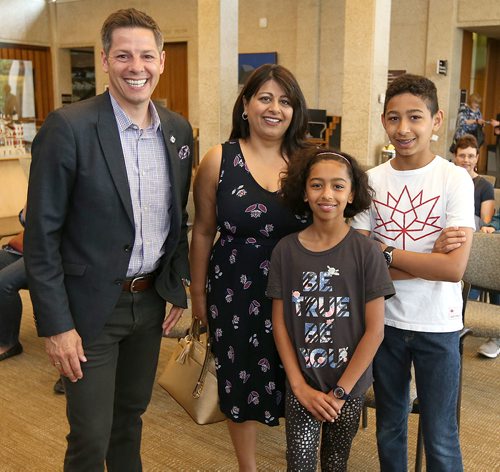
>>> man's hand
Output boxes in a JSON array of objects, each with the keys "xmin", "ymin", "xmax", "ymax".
[
  {"xmin": 480, "ymin": 226, "xmax": 496, "ymax": 234},
  {"xmin": 46, "ymin": 329, "xmax": 86, "ymax": 382},
  {"xmin": 162, "ymin": 305, "xmax": 184, "ymax": 336},
  {"xmin": 432, "ymin": 227, "xmax": 467, "ymax": 254}
]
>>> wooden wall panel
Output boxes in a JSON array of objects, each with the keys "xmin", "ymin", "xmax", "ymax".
[
  {"xmin": 0, "ymin": 43, "xmax": 54, "ymax": 125},
  {"xmin": 152, "ymin": 42, "xmax": 188, "ymax": 119}
]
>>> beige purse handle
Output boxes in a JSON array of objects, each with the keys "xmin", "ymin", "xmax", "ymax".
[{"xmin": 189, "ymin": 318, "xmax": 213, "ymax": 399}]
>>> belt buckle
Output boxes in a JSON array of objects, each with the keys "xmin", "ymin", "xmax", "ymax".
[{"xmin": 129, "ymin": 275, "xmax": 146, "ymax": 293}]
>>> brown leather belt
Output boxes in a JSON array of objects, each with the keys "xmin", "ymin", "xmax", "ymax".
[{"xmin": 122, "ymin": 273, "xmax": 156, "ymax": 293}]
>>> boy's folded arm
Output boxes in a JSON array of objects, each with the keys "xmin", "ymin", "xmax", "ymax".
[
  {"xmin": 390, "ymin": 227, "xmax": 473, "ymax": 282},
  {"xmin": 355, "ymin": 229, "xmax": 414, "ymax": 279},
  {"xmin": 389, "ymin": 267, "xmax": 414, "ymax": 280}
]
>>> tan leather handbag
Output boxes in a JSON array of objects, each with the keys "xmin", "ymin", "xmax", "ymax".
[{"xmin": 158, "ymin": 319, "xmax": 225, "ymax": 425}]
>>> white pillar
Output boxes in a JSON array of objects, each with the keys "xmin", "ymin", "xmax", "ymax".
[
  {"xmin": 198, "ymin": 0, "xmax": 239, "ymax": 159},
  {"xmin": 341, "ymin": 0, "xmax": 391, "ymax": 166},
  {"xmin": 295, "ymin": 0, "xmax": 321, "ymax": 107}
]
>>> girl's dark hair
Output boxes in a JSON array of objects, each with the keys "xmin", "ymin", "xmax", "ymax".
[
  {"xmin": 280, "ymin": 146, "xmax": 373, "ymax": 219},
  {"xmin": 230, "ymin": 64, "xmax": 309, "ymax": 159}
]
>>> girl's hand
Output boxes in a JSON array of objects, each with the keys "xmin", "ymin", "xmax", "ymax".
[
  {"xmin": 293, "ymin": 383, "xmax": 341, "ymax": 422},
  {"xmin": 480, "ymin": 226, "xmax": 496, "ymax": 234}
]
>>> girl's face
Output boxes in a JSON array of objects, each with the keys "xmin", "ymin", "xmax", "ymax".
[
  {"xmin": 304, "ymin": 159, "xmax": 354, "ymax": 222},
  {"xmin": 454, "ymin": 146, "xmax": 478, "ymax": 177}
]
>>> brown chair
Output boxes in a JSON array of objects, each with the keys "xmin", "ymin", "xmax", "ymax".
[
  {"xmin": 494, "ymin": 188, "xmax": 500, "ymax": 210},
  {"xmin": 479, "ymin": 174, "xmax": 496, "ymax": 187},
  {"xmin": 462, "ymin": 232, "xmax": 500, "ymax": 341}
]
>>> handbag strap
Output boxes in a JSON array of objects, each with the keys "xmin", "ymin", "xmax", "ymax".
[{"xmin": 191, "ymin": 319, "xmax": 213, "ymax": 399}]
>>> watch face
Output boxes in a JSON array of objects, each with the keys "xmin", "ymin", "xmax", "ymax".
[
  {"xmin": 383, "ymin": 247, "xmax": 394, "ymax": 266},
  {"xmin": 333, "ymin": 387, "xmax": 345, "ymax": 399},
  {"xmin": 384, "ymin": 251, "xmax": 392, "ymax": 265}
]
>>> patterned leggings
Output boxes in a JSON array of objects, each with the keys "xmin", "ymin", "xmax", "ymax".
[{"xmin": 285, "ymin": 389, "xmax": 364, "ymax": 472}]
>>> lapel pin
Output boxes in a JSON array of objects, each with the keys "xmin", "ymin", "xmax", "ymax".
[{"xmin": 170, "ymin": 135, "xmax": 176, "ymax": 143}]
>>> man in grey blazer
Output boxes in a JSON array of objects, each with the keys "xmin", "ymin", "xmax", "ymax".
[{"xmin": 24, "ymin": 9, "xmax": 192, "ymax": 471}]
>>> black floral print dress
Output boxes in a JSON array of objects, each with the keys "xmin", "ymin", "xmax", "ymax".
[{"xmin": 207, "ymin": 140, "xmax": 308, "ymax": 425}]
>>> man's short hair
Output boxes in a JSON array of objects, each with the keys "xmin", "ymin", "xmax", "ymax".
[
  {"xmin": 384, "ymin": 74, "xmax": 439, "ymax": 116},
  {"xmin": 101, "ymin": 8, "xmax": 163, "ymax": 56}
]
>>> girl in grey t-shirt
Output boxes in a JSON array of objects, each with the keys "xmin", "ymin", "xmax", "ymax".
[{"xmin": 267, "ymin": 148, "xmax": 394, "ymax": 471}]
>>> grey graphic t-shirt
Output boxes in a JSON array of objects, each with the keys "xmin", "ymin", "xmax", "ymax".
[{"xmin": 267, "ymin": 228, "xmax": 394, "ymax": 396}]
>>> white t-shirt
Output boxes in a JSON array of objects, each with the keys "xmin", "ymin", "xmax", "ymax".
[{"xmin": 351, "ymin": 156, "xmax": 475, "ymax": 332}]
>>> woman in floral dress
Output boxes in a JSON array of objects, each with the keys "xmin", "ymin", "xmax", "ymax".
[{"xmin": 190, "ymin": 64, "xmax": 310, "ymax": 471}]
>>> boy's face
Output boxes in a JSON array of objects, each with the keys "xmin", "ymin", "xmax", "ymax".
[{"xmin": 381, "ymin": 93, "xmax": 443, "ymax": 163}]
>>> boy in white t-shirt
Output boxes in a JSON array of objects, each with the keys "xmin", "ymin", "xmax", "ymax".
[{"xmin": 351, "ymin": 74, "xmax": 475, "ymax": 471}]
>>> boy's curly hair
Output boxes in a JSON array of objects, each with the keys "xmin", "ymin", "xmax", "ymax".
[
  {"xmin": 280, "ymin": 146, "xmax": 373, "ymax": 219},
  {"xmin": 384, "ymin": 74, "xmax": 439, "ymax": 116}
]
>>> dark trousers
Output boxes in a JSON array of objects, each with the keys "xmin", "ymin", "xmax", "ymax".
[
  {"xmin": 62, "ymin": 288, "xmax": 166, "ymax": 472},
  {"xmin": 0, "ymin": 249, "xmax": 26, "ymax": 347},
  {"xmin": 374, "ymin": 326, "xmax": 463, "ymax": 472}
]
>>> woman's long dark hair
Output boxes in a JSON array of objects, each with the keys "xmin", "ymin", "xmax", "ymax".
[{"xmin": 230, "ymin": 64, "xmax": 309, "ymax": 160}]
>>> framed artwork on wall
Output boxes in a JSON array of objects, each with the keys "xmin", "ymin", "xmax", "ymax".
[
  {"xmin": 238, "ymin": 52, "xmax": 277, "ymax": 86},
  {"xmin": 0, "ymin": 59, "xmax": 36, "ymax": 147}
]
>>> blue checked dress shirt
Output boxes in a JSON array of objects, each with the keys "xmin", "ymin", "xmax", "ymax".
[{"xmin": 110, "ymin": 94, "xmax": 171, "ymax": 277}]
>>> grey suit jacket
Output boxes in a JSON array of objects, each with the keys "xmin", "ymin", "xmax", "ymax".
[{"xmin": 24, "ymin": 92, "xmax": 193, "ymax": 343}]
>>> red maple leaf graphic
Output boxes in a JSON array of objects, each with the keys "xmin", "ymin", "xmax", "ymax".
[{"xmin": 372, "ymin": 186, "xmax": 442, "ymax": 249}]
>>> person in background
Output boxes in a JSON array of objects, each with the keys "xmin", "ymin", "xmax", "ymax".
[
  {"xmin": 3, "ymin": 84, "xmax": 19, "ymax": 119},
  {"xmin": 450, "ymin": 92, "xmax": 499, "ymax": 153},
  {"xmin": 189, "ymin": 64, "xmax": 310, "ymax": 471},
  {"xmin": 24, "ymin": 8, "xmax": 192, "ymax": 471},
  {"xmin": 0, "ymin": 207, "xmax": 26, "ymax": 361},
  {"xmin": 351, "ymin": 74, "xmax": 475, "ymax": 471},
  {"xmin": 452, "ymin": 133, "xmax": 495, "ymax": 231},
  {"xmin": 267, "ymin": 148, "xmax": 394, "ymax": 471},
  {"xmin": 0, "ymin": 206, "xmax": 64, "ymax": 392}
]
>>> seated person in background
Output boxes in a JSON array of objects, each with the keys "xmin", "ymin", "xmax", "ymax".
[
  {"xmin": 0, "ymin": 207, "xmax": 27, "ymax": 361},
  {"xmin": 0, "ymin": 206, "xmax": 64, "ymax": 392},
  {"xmin": 452, "ymin": 134, "xmax": 495, "ymax": 231},
  {"xmin": 452, "ymin": 135, "xmax": 499, "ymax": 359}
]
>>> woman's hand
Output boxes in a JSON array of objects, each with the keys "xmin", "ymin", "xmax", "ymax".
[{"xmin": 190, "ymin": 292, "xmax": 208, "ymax": 326}]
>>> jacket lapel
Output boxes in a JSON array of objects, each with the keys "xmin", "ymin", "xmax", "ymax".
[
  {"xmin": 161, "ymin": 119, "xmax": 181, "ymax": 229},
  {"xmin": 96, "ymin": 93, "xmax": 135, "ymax": 225}
]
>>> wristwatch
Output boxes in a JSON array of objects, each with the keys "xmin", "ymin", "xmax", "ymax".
[
  {"xmin": 333, "ymin": 385, "xmax": 351, "ymax": 401},
  {"xmin": 383, "ymin": 246, "xmax": 395, "ymax": 267}
]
